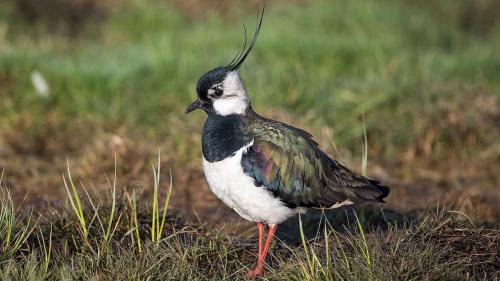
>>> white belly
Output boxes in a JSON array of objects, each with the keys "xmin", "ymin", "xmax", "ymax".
[{"xmin": 202, "ymin": 141, "xmax": 298, "ymax": 224}]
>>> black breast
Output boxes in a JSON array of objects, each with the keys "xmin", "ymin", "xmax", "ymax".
[{"xmin": 202, "ymin": 114, "xmax": 253, "ymax": 162}]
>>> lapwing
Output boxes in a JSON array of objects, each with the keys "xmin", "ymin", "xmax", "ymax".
[{"xmin": 185, "ymin": 9, "xmax": 389, "ymax": 277}]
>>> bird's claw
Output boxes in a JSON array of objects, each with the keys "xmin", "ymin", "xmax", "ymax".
[{"xmin": 247, "ymin": 267, "xmax": 263, "ymax": 278}]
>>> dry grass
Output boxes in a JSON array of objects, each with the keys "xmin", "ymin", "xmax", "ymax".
[{"xmin": 1, "ymin": 183, "xmax": 498, "ymax": 280}]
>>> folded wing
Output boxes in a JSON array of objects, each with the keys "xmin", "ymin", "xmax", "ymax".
[{"xmin": 241, "ymin": 118, "xmax": 389, "ymax": 208}]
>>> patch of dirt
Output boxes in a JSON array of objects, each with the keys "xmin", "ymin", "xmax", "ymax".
[
  {"xmin": 2, "ymin": 126, "xmax": 499, "ymax": 229},
  {"xmin": 1, "ymin": 94, "xmax": 499, "ymax": 227}
]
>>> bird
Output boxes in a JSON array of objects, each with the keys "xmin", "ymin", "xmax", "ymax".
[{"xmin": 185, "ymin": 9, "xmax": 389, "ymax": 278}]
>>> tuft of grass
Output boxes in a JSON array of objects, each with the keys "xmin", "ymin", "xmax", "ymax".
[
  {"xmin": 36, "ymin": 225, "xmax": 52, "ymax": 277},
  {"xmin": 62, "ymin": 159, "xmax": 88, "ymax": 240},
  {"xmin": 296, "ymin": 211, "xmax": 376, "ymax": 281},
  {"xmin": 0, "ymin": 187, "xmax": 37, "ymax": 260},
  {"xmin": 297, "ymin": 214, "xmax": 333, "ymax": 280},
  {"xmin": 150, "ymin": 151, "xmax": 173, "ymax": 245},
  {"xmin": 103, "ymin": 155, "xmax": 121, "ymax": 244},
  {"xmin": 352, "ymin": 212, "xmax": 372, "ymax": 267},
  {"xmin": 62, "ymin": 157, "xmax": 124, "ymax": 252},
  {"xmin": 125, "ymin": 188, "xmax": 143, "ymax": 253}
]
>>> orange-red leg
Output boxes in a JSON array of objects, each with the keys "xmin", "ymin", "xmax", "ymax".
[
  {"xmin": 247, "ymin": 224, "xmax": 278, "ymax": 278},
  {"xmin": 257, "ymin": 222, "xmax": 264, "ymax": 258}
]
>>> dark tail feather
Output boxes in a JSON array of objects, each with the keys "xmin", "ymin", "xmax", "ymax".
[
  {"xmin": 322, "ymin": 154, "xmax": 390, "ymax": 205},
  {"xmin": 369, "ymin": 179, "xmax": 390, "ymax": 202},
  {"xmin": 352, "ymin": 179, "xmax": 390, "ymax": 203}
]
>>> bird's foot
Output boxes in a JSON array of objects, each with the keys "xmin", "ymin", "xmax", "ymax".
[{"xmin": 246, "ymin": 267, "xmax": 264, "ymax": 278}]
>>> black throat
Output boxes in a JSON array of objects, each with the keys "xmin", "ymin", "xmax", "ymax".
[{"xmin": 202, "ymin": 114, "xmax": 252, "ymax": 162}]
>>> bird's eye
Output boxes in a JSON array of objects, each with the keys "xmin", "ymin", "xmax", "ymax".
[
  {"xmin": 208, "ymin": 84, "xmax": 223, "ymax": 98},
  {"xmin": 213, "ymin": 88, "xmax": 223, "ymax": 96}
]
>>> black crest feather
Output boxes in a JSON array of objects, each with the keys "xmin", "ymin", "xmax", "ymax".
[{"xmin": 226, "ymin": 7, "xmax": 265, "ymax": 71}]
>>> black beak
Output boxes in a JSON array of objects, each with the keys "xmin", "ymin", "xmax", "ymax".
[{"xmin": 185, "ymin": 99, "xmax": 202, "ymax": 114}]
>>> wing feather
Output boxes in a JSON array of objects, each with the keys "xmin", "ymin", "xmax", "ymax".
[{"xmin": 242, "ymin": 116, "xmax": 389, "ymax": 208}]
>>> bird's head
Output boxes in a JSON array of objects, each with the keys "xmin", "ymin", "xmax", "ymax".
[{"xmin": 185, "ymin": 9, "xmax": 264, "ymax": 116}]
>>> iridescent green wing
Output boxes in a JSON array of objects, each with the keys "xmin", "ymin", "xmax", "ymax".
[{"xmin": 242, "ymin": 117, "xmax": 389, "ymax": 207}]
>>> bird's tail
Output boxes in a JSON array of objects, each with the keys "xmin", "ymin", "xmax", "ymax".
[
  {"xmin": 322, "ymin": 155, "xmax": 390, "ymax": 204},
  {"xmin": 365, "ymin": 179, "xmax": 390, "ymax": 203}
]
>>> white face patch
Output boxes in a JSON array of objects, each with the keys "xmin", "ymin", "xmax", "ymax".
[
  {"xmin": 212, "ymin": 71, "xmax": 250, "ymax": 116},
  {"xmin": 212, "ymin": 98, "xmax": 248, "ymax": 116}
]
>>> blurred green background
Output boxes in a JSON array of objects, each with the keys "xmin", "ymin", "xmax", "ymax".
[{"xmin": 0, "ymin": 0, "xmax": 499, "ymax": 221}]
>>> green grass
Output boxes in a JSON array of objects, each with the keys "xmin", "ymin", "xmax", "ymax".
[
  {"xmin": 1, "ymin": 0, "xmax": 498, "ymax": 161},
  {"xmin": 0, "ymin": 183, "xmax": 36, "ymax": 260}
]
